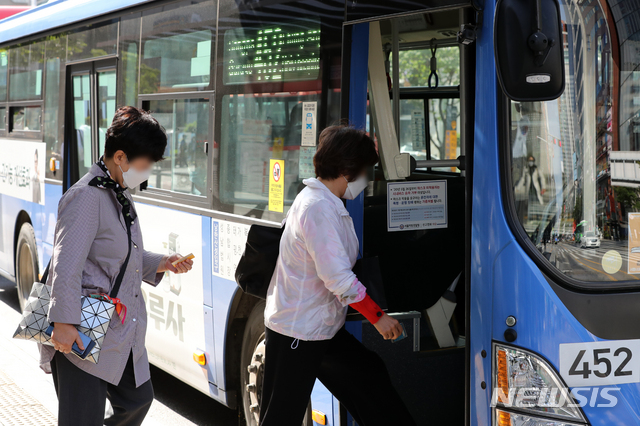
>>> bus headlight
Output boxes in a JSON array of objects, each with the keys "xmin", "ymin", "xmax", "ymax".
[
  {"xmin": 493, "ymin": 343, "xmax": 587, "ymax": 424},
  {"xmin": 495, "ymin": 408, "xmax": 585, "ymax": 426}
]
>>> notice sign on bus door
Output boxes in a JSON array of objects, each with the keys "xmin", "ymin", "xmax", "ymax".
[
  {"xmin": 269, "ymin": 159, "xmax": 285, "ymax": 212},
  {"xmin": 387, "ymin": 180, "xmax": 447, "ymax": 232}
]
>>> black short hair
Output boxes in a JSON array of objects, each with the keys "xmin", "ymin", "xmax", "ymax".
[
  {"xmin": 104, "ymin": 106, "xmax": 167, "ymax": 162},
  {"xmin": 313, "ymin": 125, "xmax": 379, "ymax": 180}
]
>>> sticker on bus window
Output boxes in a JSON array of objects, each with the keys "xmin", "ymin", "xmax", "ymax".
[
  {"xmin": 559, "ymin": 340, "xmax": 640, "ymax": 387},
  {"xmin": 301, "ymin": 102, "xmax": 317, "ymax": 147},
  {"xmin": 269, "ymin": 159, "xmax": 285, "ymax": 213}
]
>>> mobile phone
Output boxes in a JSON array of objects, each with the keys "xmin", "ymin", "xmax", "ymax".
[
  {"xmin": 392, "ymin": 323, "xmax": 408, "ymax": 343},
  {"xmin": 171, "ymin": 253, "xmax": 195, "ymax": 266},
  {"xmin": 45, "ymin": 324, "xmax": 96, "ymax": 359}
]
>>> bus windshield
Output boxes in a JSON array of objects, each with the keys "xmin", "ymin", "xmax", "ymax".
[{"xmin": 508, "ymin": 0, "xmax": 640, "ymax": 285}]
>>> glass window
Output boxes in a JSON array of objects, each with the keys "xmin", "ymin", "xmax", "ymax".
[
  {"xmin": 97, "ymin": 69, "xmax": 116, "ymax": 155},
  {"xmin": 395, "ymin": 46, "xmax": 460, "ymax": 87},
  {"xmin": 71, "ymin": 74, "xmax": 92, "ymax": 176},
  {"xmin": 0, "ymin": 107, "xmax": 6, "ymax": 130},
  {"xmin": 10, "ymin": 106, "xmax": 41, "ymax": 132},
  {"xmin": 145, "ymin": 98, "xmax": 209, "ymax": 195},
  {"xmin": 44, "ymin": 36, "xmax": 65, "ymax": 180},
  {"xmin": 119, "ymin": 14, "xmax": 140, "ymax": 109},
  {"xmin": 428, "ymin": 97, "xmax": 459, "ymax": 172},
  {"xmin": 9, "ymin": 41, "xmax": 44, "ymax": 101},
  {"xmin": 140, "ymin": 0, "xmax": 216, "ymax": 93},
  {"xmin": 396, "ymin": 98, "xmax": 460, "ymax": 169},
  {"xmin": 507, "ymin": 0, "xmax": 637, "ymax": 285},
  {"xmin": 0, "ymin": 48, "xmax": 7, "ymax": 101},
  {"xmin": 214, "ymin": 0, "xmax": 343, "ymax": 221},
  {"xmin": 67, "ymin": 21, "xmax": 118, "ymax": 62},
  {"xmin": 219, "ymin": 92, "xmax": 320, "ymax": 209}
]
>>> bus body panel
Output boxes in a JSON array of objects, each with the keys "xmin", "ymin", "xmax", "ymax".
[
  {"xmin": 0, "ymin": 179, "xmax": 58, "ymax": 281},
  {"xmin": 493, "ymin": 243, "xmax": 640, "ymax": 425},
  {"xmin": 134, "ymin": 203, "xmax": 213, "ymax": 396},
  {"xmin": 469, "ymin": 0, "xmax": 509, "ymax": 422}
]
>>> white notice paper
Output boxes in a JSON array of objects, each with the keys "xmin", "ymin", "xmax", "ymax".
[
  {"xmin": 301, "ymin": 101, "xmax": 317, "ymax": 146},
  {"xmin": 387, "ymin": 180, "xmax": 447, "ymax": 232}
]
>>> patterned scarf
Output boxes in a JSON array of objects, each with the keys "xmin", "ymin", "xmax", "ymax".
[
  {"xmin": 88, "ymin": 156, "xmax": 133, "ymax": 228},
  {"xmin": 87, "ymin": 156, "xmax": 130, "ymax": 323}
]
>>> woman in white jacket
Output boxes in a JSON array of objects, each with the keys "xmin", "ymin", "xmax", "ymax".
[{"xmin": 260, "ymin": 125, "xmax": 416, "ymax": 426}]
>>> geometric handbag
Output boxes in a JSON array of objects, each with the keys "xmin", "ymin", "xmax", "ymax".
[
  {"xmin": 13, "ymin": 198, "xmax": 132, "ymax": 364},
  {"xmin": 12, "ymin": 281, "xmax": 116, "ymax": 364}
]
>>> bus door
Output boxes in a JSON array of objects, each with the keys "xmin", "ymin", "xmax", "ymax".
[
  {"xmin": 341, "ymin": 8, "xmax": 476, "ymax": 425},
  {"xmin": 64, "ymin": 59, "xmax": 116, "ymax": 190}
]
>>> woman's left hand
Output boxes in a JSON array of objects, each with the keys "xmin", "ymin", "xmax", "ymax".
[{"xmin": 164, "ymin": 253, "xmax": 194, "ymax": 274}]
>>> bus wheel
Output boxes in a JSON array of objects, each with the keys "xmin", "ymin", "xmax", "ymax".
[
  {"xmin": 16, "ymin": 222, "xmax": 38, "ymax": 312},
  {"xmin": 240, "ymin": 301, "xmax": 312, "ymax": 426}
]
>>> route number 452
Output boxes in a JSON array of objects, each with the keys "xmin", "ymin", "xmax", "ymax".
[{"xmin": 560, "ymin": 340, "xmax": 640, "ymax": 387}]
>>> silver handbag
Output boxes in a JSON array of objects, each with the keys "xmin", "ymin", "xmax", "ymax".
[
  {"xmin": 13, "ymin": 214, "xmax": 131, "ymax": 364},
  {"xmin": 12, "ymin": 280, "xmax": 117, "ymax": 364}
]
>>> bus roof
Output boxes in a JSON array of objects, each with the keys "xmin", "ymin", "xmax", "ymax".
[{"xmin": 0, "ymin": 0, "xmax": 153, "ymax": 46}]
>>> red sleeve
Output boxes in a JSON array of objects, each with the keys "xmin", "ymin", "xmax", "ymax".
[{"xmin": 351, "ymin": 294, "xmax": 384, "ymax": 324}]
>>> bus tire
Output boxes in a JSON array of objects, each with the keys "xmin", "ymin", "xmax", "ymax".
[
  {"xmin": 16, "ymin": 222, "xmax": 38, "ymax": 312},
  {"xmin": 240, "ymin": 301, "xmax": 312, "ymax": 426}
]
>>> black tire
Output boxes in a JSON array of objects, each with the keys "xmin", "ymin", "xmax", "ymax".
[
  {"xmin": 16, "ymin": 222, "xmax": 38, "ymax": 312},
  {"xmin": 240, "ymin": 301, "xmax": 312, "ymax": 426}
]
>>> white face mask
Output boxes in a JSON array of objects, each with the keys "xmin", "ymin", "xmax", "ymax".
[
  {"xmin": 119, "ymin": 158, "xmax": 151, "ymax": 188},
  {"xmin": 342, "ymin": 175, "xmax": 368, "ymax": 200}
]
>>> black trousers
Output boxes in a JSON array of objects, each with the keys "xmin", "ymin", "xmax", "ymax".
[
  {"xmin": 50, "ymin": 350, "xmax": 154, "ymax": 426},
  {"xmin": 259, "ymin": 326, "xmax": 417, "ymax": 426}
]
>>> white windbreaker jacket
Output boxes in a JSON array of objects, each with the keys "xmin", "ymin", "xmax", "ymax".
[{"xmin": 264, "ymin": 178, "xmax": 367, "ymax": 340}]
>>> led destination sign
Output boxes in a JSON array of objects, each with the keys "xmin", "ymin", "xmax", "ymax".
[{"xmin": 224, "ymin": 24, "xmax": 321, "ymax": 84}]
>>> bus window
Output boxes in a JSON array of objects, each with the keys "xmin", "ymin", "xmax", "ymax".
[
  {"xmin": 66, "ymin": 20, "xmax": 117, "ymax": 62},
  {"xmin": 145, "ymin": 98, "xmax": 209, "ymax": 196},
  {"xmin": 214, "ymin": 2, "xmax": 342, "ymax": 221},
  {"xmin": 96, "ymin": 69, "xmax": 116, "ymax": 156},
  {"xmin": 119, "ymin": 13, "xmax": 140, "ymax": 110},
  {"xmin": 219, "ymin": 93, "xmax": 319, "ymax": 212},
  {"xmin": 388, "ymin": 42, "xmax": 460, "ymax": 171},
  {"xmin": 9, "ymin": 41, "xmax": 43, "ymax": 101},
  {"xmin": 10, "ymin": 106, "xmax": 41, "ymax": 132},
  {"xmin": 44, "ymin": 36, "xmax": 65, "ymax": 181},
  {"xmin": 140, "ymin": 0, "xmax": 216, "ymax": 94},
  {"xmin": 0, "ymin": 49, "xmax": 6, "ymax": 102},
  {"xmin": 70, "ymin": 73, "xmax": 92, "ymax": 177},
  {"xmin": 507, "ymin": 0, "xmax": 625, "ymax": 285}
]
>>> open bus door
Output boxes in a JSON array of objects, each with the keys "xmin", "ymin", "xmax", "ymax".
[{"xmin": 339, "ymin": 7, "xmax": 476, "ymax": 425}]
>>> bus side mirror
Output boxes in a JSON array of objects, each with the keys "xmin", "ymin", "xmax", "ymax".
[{"xmin": 494, "ymin": 0, "xmax": 565, "ymax": 101}]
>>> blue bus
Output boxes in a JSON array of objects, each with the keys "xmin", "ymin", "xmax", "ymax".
[{"xmin": 1, "ymin": 0, "xmax": 639, "ymax": 424}]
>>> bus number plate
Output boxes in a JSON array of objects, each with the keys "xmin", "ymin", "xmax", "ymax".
[{"xmin": 560, "ymin": 340, "xmax": 640, "ymax": 387}]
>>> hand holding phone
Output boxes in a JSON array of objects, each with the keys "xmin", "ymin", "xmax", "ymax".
[
  {"xmin": 165, "ymin": 253, "xmax": 194, "ymax": 274},
  {"xmin": 45, "ymin": 324, "xmax": 96, "ymax": 360},
  {"xmin": 392, "ymin": 323, "xmax": 408, "ymax": 343},
  {"xmin": 171, "ymin": 253, "xmax": 195, "ymax": 266}
]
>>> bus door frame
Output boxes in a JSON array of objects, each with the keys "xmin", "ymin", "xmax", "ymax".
[
  {"xmin": 340, "ymin": 7, "xmax": 476, "ymax": 425},
  {"xmin": 63, "ymin": 58, "xmax": 117, "ymax": 191}
]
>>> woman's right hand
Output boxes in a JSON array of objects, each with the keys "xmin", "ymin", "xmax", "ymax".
[
  {"xmin": 51, "ymin": 322, "xmax": 85, "ymax": 354},
  {"xmin": 373, "ymin": 313, "xmax": 403, "ymax": 340}
]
